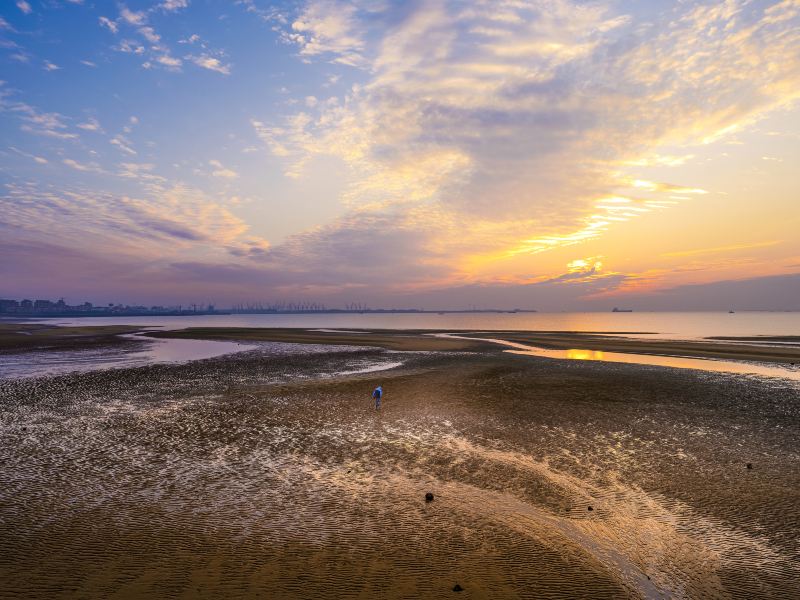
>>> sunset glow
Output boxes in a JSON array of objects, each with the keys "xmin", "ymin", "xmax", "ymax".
[{"xmin": 2, "ymin": 0, "xmax": 799, "ymax": 309}]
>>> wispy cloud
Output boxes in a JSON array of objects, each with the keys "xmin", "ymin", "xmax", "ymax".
[
  {"xmin": 99, "ymin": 16, "xmax": 119, "ymax": 34},
  {"xmin": 110, "ymin": 135, "xmax": 136, "ymax": 155},
  {"xmin": 1, "ymin": 91, "xmax": 78, "ymax": 140},
  {"xmin": 8, "ymin": 145, "xmax": 48, "ymax": 164},
  {"xmin": 77, "ymin": 117, "xmax": 103, "ymax": 132},
  {"xmin": 661, "ymin": 241, "xmax": 782, "ymax": 259},
  {"xmin": 120, "ymin": 7, "xmax": 147, "ymax": 26},
  {"xmin": 62, "ymin": 158, "xmax": 102, "ymax": 172},
  {"xmin": 285, "ymin": 0, "xmax": 367, "ymax": 66},
  {"xmin": 159, "ymin": 0, "xmax": 190, "ymax": 12},
  {"xmin": 99, "ymin": 3, "xmax": 229, "ymax": 75},
  {"xmin": 209, "ymin": 159, "xmax": 238, "ymax": 178}
]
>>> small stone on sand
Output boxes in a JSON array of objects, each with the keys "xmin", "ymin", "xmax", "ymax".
[
  {"xmin": 587, "ymin": 506, "xmax": 593, "ymax": 511},
  {"xmin": 746, "ymin": 463, "xmax": 753, "ymax": 469},
  {"xmin": 425, "ymin": 492, "xmax": 434, "ymax": 502},
  {"xmin": 452, "ymin": 584, "xmax": 463, "ymax": 592}
]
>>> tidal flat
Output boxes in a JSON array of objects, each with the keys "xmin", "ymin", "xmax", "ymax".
[{"xmin": 0, "ymin": 337, "xmax": 798, "ymax": 599}]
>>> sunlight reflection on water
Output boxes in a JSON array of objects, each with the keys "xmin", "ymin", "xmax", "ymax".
[{"xmin": 505, "ymin": 345, "xmax": 800, "ymax": 381}]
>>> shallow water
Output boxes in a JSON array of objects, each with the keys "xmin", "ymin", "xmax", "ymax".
[
  {"xmin": 0, "ymin": 334, "xmax": 405, "ymax": 381},
  {"xmin": 435, "ymin": 334, "xmax": 800, "ymax": 382},
  {"xmin": 0, "ymin": 334, "xmax": 257, "ymax": 379}
]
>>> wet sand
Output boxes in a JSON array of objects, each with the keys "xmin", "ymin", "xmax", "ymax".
[
  {"xmin": 0, "ymin": 341, "xmax": 798, "ymax": 599},
  {"xmin": 0, "ymin": 324, "xmax": 142, "ymax": 354},
  {"xmin": 149, "ymin": 327, "xmax": 800, "ymax": 363},
  {"xmin": 146, "ymin": 327, "xmax": 492, "ymax": 352},
  {"xmin": 456, "ymin": 331, "xmax": 800, "ymax": 364}
]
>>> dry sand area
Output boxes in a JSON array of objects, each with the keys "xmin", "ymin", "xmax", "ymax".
[{"xmin": 0, "ymin": 333, "xmax": 799, "ymax": 598}]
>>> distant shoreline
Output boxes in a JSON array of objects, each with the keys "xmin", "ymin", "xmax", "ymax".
[{"xmin": 0, "ymin": 308, "xmax": 539, "ymax": 318}]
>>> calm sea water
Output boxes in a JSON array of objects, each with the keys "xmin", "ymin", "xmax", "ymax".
[{"xmin": 27, "ymin": 311, "xmax": 800, "ymax": 340}]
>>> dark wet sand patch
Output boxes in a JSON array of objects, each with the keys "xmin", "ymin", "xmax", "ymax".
[
  {"xmin": 146, "ymin": 327, "xmax": 493, "ymax": 352},
  {"xmin": 0, "ymin": 324, "xmax": 143, "ymax": 355}
]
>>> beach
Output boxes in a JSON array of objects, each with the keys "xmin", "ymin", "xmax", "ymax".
[{"xmin": 0, "ymin": 328, "xmax": 798, "ymax": 598}]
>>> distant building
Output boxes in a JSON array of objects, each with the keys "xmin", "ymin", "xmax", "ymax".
[
  {"xmin": 0, "ymin": 299, "xmax": 19, "ymax": 312},
  {"xmin": 21, "ymin": 299, "xmax": 33, "ymax": 309},
  {"xmin": 34, "ymin": 299, "xmax": 54, "ymax": 310}
]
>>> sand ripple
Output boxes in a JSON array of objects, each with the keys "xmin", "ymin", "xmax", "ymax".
[{"xmin": 0, "ymin": 350, "xmax": 798, "ymax": 598}]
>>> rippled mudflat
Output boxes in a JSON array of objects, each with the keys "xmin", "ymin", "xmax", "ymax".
[{"xmin": 0, "ymin": 346, "xmax": 798, "ymax": 598}]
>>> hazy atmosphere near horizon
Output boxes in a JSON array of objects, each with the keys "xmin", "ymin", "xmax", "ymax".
[{"xmin": 2, "ymin": 0, "xmax": 799, "ymax": 309}]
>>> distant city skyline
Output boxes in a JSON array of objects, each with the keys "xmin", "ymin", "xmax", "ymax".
[{"xmin": 1, "ymin": 1, "xmax": 799, "ymax": 311}]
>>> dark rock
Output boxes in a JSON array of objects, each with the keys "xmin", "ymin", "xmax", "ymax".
[
  {"xmin": 425, "ymin": 492, "xmax": 434, "ymax": 503},
  {"xmin": 22, "ymin": 427, "xmax": 27, "ymax": 431},
  {"xmin": 746, "ymin": 463, "xmax": 753, "ymax": 469},
  {"xmin": 452, "ymin": 584, "xmax": 463, "ymax": 592},
  {"xmin": 587, "ymin": 506, "xmax": 593, "ymax": 511}
]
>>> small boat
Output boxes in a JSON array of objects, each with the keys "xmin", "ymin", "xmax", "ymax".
[
  {"xmin": 612, "ymin": 307, "xmax": 633, "ymax": 313},
  {"xmin": 729, "ymin": 310, "xmax": 735, "ymax": 313}
]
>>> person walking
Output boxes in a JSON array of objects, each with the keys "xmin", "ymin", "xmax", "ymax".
[{"xmin": 372, "ymin": 385, "xmax": 383, "ymax": 410}]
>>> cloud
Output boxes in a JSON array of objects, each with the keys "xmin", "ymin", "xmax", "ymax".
[
  {"xmin": 16, "ymin": 1, "xmax": 32, "ymax": 15},
  {"xmin": 209, "ymin": 159, "xmax": 238, "ymax": 178},
  {"xmin": 155, "ymin": 54, "xmax": 182, "ymax": 69},
  {"xmin": 1, "ymin": 94, "xmax": 78, "ymax": 140},
  {"xmin": 62, "ymin": 158, "xmax": 102, "ymax": 172},
  {"xmin": 99, "ymin": 16, "xmax": 119, "ymax": 34},
  {"xmin": 4, "ymin": 1, "xmax": 800, "ymax": 305},
  {"xmin": 139, "ymin": 26, "xmax": 160, "ymax": 43},
  {"xmin": 101, "ymin": 4, "xmax": 203, "ymax": 73},
  {"xmin": 0, "ymin": 180, "xmax": 256, "ymax": 263},
  {"xmin": 189, "ymin": 55, "xmax": 231, "ymax": 75},
  {"xmin": 110, "ymin": 136, "xmax": 136, "ymax": 155},
  {"xmin": 77, "ymin": 117, "xmax": 103, "ymax": 132},
  {"xmin": 285, "ymin": 0, "xmax": 367, "ymax": 66},
  {"xmin": 43, "ymin": 61, "xmax": 61, "ymax": 72},
  {"xmin": 661, "ymin": 241, "xmax": 782, "ymax": 259},
  {"xmin": 537, "ymin": 257, "xmax": 607, "ymax": 285},
  {"xmin": 8, "ymin": 145, "xmax": 48, "ymax": 164},
  {"xmin": 251, "ymin": 0, "xmax": 800, "ymax": 292},
  {"xmin": 120, "ymin": 7, "xmax": 147, "ymax": 26},
  {"xmin": 612, "ymin": 272, "xmax": 800, "ymax": 311},
  {"xmin": 159, "ymin": 0, "xmax": 190, "ymax": 12}
]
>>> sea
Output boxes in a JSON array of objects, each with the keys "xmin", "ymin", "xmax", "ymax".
[{"xmin": 19, "ymin": 310, "xmax": 800, "ymax": 340}]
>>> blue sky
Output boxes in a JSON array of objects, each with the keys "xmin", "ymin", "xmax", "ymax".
[{"xmin": 1, "ymin": 1, "xmax": 799, "ymax": 309}]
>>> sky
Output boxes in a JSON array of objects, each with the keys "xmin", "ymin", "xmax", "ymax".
[{"xmin": 1, "ymin": 0, "xmax": 799, "ymax": 310}]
